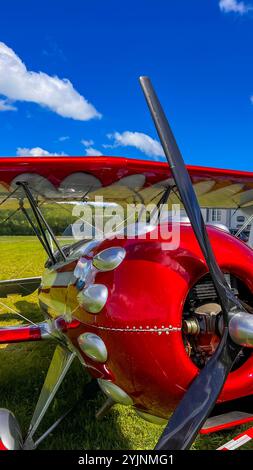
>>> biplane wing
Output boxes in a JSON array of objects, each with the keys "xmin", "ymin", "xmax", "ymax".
[
  {"xmin": 0, "ymin": 156, "xmax": 253, "ymax": 209},
  {"xmin": 0, "ymin": 277, "xmax": 41, "ymax": 298}
]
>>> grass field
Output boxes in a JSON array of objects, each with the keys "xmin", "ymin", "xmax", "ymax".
[{"xmin": 0, "ymin": 236, "xmax": 252, "ymax": 450}]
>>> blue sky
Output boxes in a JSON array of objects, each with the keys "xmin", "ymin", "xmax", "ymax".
[{"xmin": 0, "ymin": 0, "xmax": 253, "ymax": 170}]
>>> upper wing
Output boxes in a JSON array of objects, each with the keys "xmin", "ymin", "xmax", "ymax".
[{"xmin": 1, "ymin": 156, "xmax": 253, "ymax": 209}]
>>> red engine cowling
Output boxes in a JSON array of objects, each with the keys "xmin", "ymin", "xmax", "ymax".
[{"xmin": 40, "ymin": 223, "xmax": 253, "ymax": 420}]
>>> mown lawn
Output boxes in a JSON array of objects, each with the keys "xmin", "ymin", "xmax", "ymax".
[{"xmin": 0, "ymin": 236, "xmax": 252, "ymax": 450}]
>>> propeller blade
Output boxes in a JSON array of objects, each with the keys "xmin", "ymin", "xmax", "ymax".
[
  {"xmin": 139, "ymin": 76, "xmax": 245, "ymax": 322},
  {"xmin": 139, "ymin": 76, "xmax": 244, "ymax": 449},
  {"xmin": 155, "ymin": 332, "xmax": 239, "ymax": 449}
]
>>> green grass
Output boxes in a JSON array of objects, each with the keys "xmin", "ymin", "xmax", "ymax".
[{"xmin": 0, "ymin": 236, "xmax": 252, "ymax": 450}]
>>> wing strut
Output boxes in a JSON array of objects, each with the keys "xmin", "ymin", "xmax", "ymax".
[{"xmin": 16, "ymin": 181, "xmax": 66, "ymax": 264}]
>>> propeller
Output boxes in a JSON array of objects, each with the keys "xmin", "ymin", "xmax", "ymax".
[{"xmin": 139, "ymin": 76, "xmax": 248, "ymax": 450}]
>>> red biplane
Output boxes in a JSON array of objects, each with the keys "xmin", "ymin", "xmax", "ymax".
[{"xmin": 0, "ymin": 77, "xmax": 253, "ymax": 450}]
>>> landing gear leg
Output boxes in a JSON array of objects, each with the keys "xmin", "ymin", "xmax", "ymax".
[{"xmin": 23, "ymin": 345, "xmax": 75, "ymax": 449}]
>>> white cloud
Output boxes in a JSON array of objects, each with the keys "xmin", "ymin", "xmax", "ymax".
[
  {"xmin": 0, "ymin": 98, "xmax": 17, "ymax": 111},
  {"xmin": 84, "ymin": 146, "xmax": 103, "ymax": 156},
  {"xmin": 0, "ymin": 42, "xmax": 102, "ymax": 120},
  {"xmin": 219, "ymin": 0, "xmax": 251, "ymax": 14},
  {"xmin": 81, "ymin": 139, "xmax": 94, "ymax": 147},
  {"xmin": 16, "ymin": 147, "xmax": 68, "ymax": 157},
  {"xmin": 106, "ymin": 131, "xmax": 164, "ymax": 159},
  {"xmin": 81, "ymin": 139, "xmax": 102, "ymax": 156},
  {"xmin": 58, "ymin": 136, "xmax": 69, "ymax": 142}
]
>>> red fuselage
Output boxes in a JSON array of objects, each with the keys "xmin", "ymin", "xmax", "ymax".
[{"xmin": 38, "ymin": 223, "xmax": 253, "ymax": 419}]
